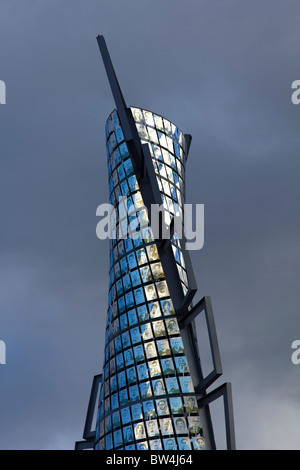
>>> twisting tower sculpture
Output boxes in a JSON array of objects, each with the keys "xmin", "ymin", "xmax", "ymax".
[{"xmin": 75, "ymin": 36, "xmax": 235, "ymax": 451}]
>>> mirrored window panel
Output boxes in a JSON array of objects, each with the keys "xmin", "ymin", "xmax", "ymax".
[
  {"xmin": 150, "ymin": 439, "xmax": 162, "ymax": 450},
  {"xmin": 131, "ymin": 403, "xmax": 143, "ymax": 421},
  {"xmin": 143, "ymin": 400, "xmax": 156, "ymax": 419},
  {"xmin": 169, "ymin": 396, "xmax": 183, "ymax": 415},
  {"xmin": 134, "ymin": 422, "xmax": 147, "ymax": 441},
  {"xmin": 123, "ymin": 425, "xmax": 134, "ymax": 444},
  {"xmin": 156, "ymin": 398, "xmax": 169, "ymax": 416},
  {"xmin": 163, "ymin": 437, "xmax": 177, "ymax": 450}
]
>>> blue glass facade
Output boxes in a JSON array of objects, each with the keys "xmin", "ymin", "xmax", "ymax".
[{"xmin": 94, "ymin": 107, "xmax": 206, "ymax": 451}]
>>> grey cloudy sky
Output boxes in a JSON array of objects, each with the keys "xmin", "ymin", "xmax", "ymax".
[{"xmin": 0, "ymin": 0, "xmax": 299, "ymax": 450}]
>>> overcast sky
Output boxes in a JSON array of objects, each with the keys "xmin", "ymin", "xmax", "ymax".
[{"xmin": 0, "ymin": 0, "xmax": 299, "ymax": 450}]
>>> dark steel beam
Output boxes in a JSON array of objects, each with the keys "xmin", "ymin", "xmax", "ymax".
[
  {"xmin": 83, "ymin": 374, "xmax": 102, "ymax": 441},
  {"xmin": 96, "ymin": 35, "xmax": 143, "ymax": 177},
  {"xmin": 184, "ymin": 133, "xmax": 192, "ymax": 158},
  {"xmin": 180, "ymin": 296, "xmax": 223, "ymax": 392},
  {"xmin": 197, "ymin": 382, "xmax": 236, "ymax": 450}
]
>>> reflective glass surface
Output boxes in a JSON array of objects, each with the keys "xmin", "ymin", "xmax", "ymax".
[{"xmin": 95, "ymin": 107, "xmax": 205, "ymax": 450}]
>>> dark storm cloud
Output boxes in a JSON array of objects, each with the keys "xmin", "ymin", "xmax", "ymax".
[{"xmin": 0, "ymin": 0, "xmax": 299, "ymax": 449}]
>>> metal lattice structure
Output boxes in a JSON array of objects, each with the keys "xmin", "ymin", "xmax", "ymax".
[{"xmin": 75, "ymin": 36, "xmax": 235, "ymax": 451}]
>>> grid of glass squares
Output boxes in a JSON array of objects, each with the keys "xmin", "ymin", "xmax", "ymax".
[{"xmin": 95, "ymin": 108, "xmax": 205, "ymax": 450}]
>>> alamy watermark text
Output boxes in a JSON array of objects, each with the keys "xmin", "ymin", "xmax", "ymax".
[
  {"xmin": 0, "ymin": 340, "xmax": 6, "ymax": 365},
  {"xmin": 291, "ymin": 80, "xmax": 300, "ymax": 105},
  {"xmin": 291, "ymin": 340, "xmax": 300, "ymax": 365},
  {"xmin": 0, "ymin": 80, "xmax": 6, "ymax": 104},
  {"xmin": 96, "ymin": 199, "xmax": 204, "ymax": 250}
]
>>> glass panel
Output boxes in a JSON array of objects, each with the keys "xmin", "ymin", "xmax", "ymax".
[
  {"xmin": 137, "ymin": 441, "xmax": 148, "ymax": 450},
  {"xmin": 105, "ymin": 433, "xmax": 113, "ymax": 449},
  {"xmin": 128, "ymin": 308, "xmax": 138, "ymax": 326},
  {"xmin": 148, "ymin": 359, "xmax": 161, "ymax": 377},
  {"xmin": 165, "ymin": 377, "xmax": 180, "ymax": 394},
  {"xmin": 128, "ymin": 175, "xmax": 139, "ymax": 193},
  {"xmin": 158, "ymin": 132, "xmax": 167, "ymax": 148},
  {"xmin": 110, "ymin": 375, "xmax": 117, "ymax": 392},
  {"xmin": 160, "ymin": 418, "xmax": 174, "ymax": 436},
  {"xmin": 145, "ymin": 283, "xmax": 157, "ymax": 301},
  {"xmin": 114, "ymin": 429, "xmax": 123, "ymax": 446},
  {"xmin": 143, "ymin": 110, "xmax": 155, "ymax": 127},
  {"xmin": 127, "ymin": 252, "xmax": 137, "ymax": 269},
  {"xmin": 129, "ymin": 384, "xmax": 140, "ymax": 401},
  {"xmin": 153, "ymin": 320, "xmax": 166, "ymax": 338},
  {"xmin": 130, "ymin": 326, "xmax": 141, "ymax": 344},
  {"xmin": 122, "ymin": 273, "xmax": 131, "ymax": 292},
  {"xmin": 136, "ymin": 123, "xmax": 149, "ymax": 140},
  {"xmin": 137, "ymin": 363, "xmax": 148, "ymax": 380},
  {"xmin": 152, "ymin": 378, "xmax": 166, "ymax": 396},
  {"xmin": 122, "ymin": 331, "xmax": 130, "ymax": 348},
  {"xmin": 132, "ymin": 191, "xmax": 144, "ymax": 209},
  {"xmin": 134, "ymin": 344, "xmax": 145, "ymax": 362},
  {"xmin": 146, "ymin": 244, "xmax": 159, "ymax": 261},
  {"xmin": 120, "ymin": 180, "xmax": 130, "ymax": 196},
  {"xmin": 162, "ymin": 148, "xmax": 171, "ymax": 166},
  {"xmin": 151, "ymin": 262, "xmax": 164, "ymax": 280},
  {"xmin": 140, "ymin": 266, "xmax": 152, "ymax": 282},
  {"xmin": 163, "ymin": 118, "xmax": 172, "ymax": 136},
  {"xmin": 134, "ymin": 422, "xmax": 146, "ymax": 440},
  {"xmin": 173, "ymin": 417, "xmax": 188, "ymax": 434},
  {"xmin": 123, "ymin": 425, "xmax": 134, "ymax": 443},
  {"xmin": 131, "ymin": 107, "xmax": 144, "ymax": 123},
  {"xmin": 112, "ymin": 411, "xmax": 121, "ymax": 429},
  {"xmin": 119, "ymin": 388, "xmax": 129, "ymax": 406},
  {"xmin": 148, "ymin": 126, "xmax": 158, "ymax": 143},
  {"xmin": 123, "ymin": 158, "xmax": 134, "ymax": 176},
  {"xmin": 169, "ymin": 397, "xmax": 183, "ymax": 414},
  {"xmin": 123, "ymin": 349, "xmax": 134, "ymax": 366},
  {"xmin": 150, "ymin": 439, "xmax": 162, "ymax": 450},
  {"xmin": 179, "ymin": 376, "xmax": 194, "ymax": 393},
  {"xmin": 156, "ymin": 280, "xmax": 169, "ymax": 298},
  {"xmin": 166, "ymin": 135, "xmax": 174, "ymax": 153},
  {"xmin": 188, "ymin": 416, "xmax": 202, "ymax": 435},
  {"xmin": 165, "ymin": 317, "xmax": 179, "ymax": 335},
  {"xmin": 115, "ymin": 125, "xmax": 124, "ymax": 143},
  {"xmin": 141, "ymin": 322, "xmax": 153, "ymax": 340},
  {"xmin": 119, "ymin": 142, "xmax": 129, "ymax": 159},
  {"xmin": 116, "ymin": 352, "xmax": 124, "ymax": 371},
  {"xmin": 133, "ymin": 287, "xmax": 145, "ymax": 305},
  {"xmin": 161, "ymin": 357, "xmax": 175, "ymax": 375},
  {"xmin": 140, "ymin": 381, "xmax": 152, "ymax": 399},
  {"xmin": 131, "ymin": 403, "xmax": 143, "ymax": 421},
  {"xmin": 111, "ymin": 393, "xmax": 119, "ymax": 410},
  {"xmin": 163, "ymin": 438, "xmax": 177, "ymax": 450},
  {"xmin": 170, "ymin": 337, "xmax": 184, "ymax": 354},
  {"xmin": 117, "ymin": 371, "xmax": 126, "ymax": 389},
  {"xmin": 120, "ymin": 313, "xmax": 128, "ymax": 331},
  {"xmin": 126, "ymin": 366, "xmax": 137, "ymax": 385},
  {"xmin": 157, "ymin": 338, "xmax": 171, "ymax": 356},
  {"xmin": 178, "ymin": 437, "xmax": 191, "ymax": 450},
  {"xmin": 136, "ymin": 248, "xmax": 147, "ymax": 266},
  {"xmin": 193, "ymin": 437, "xmax": 206, "ymax": 450},
  {"xmin": 112, "ymin": 110, "xmax": 119, "ymax": 127},
  {"xmin": 154, "ymin": 114, "xmax": 164, "ymax": 130},
  {"xmin": 145, "ymin": 341, "xmax": 157, "ymax": 359},
  {"xmin": 149, "ymin": 301, "xmax": 161, "ymax": 318},
  {"xmin": 146, "ymin": 419, "xmax": 160, "ymax": 438},
  {"xmin": 141, "ymin": 226, "xmax": 153, "ymax": 243},
  {"xmin": 143, "ymin": 400, "xmax": 156, "ymax": 418},
  {"xmin": 156, "ymin": 398, "xmax": 169, "ymax": 416},
  {"xmin": 137, "ymin": 304, "xmax": 149, "ymax": 321}
]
